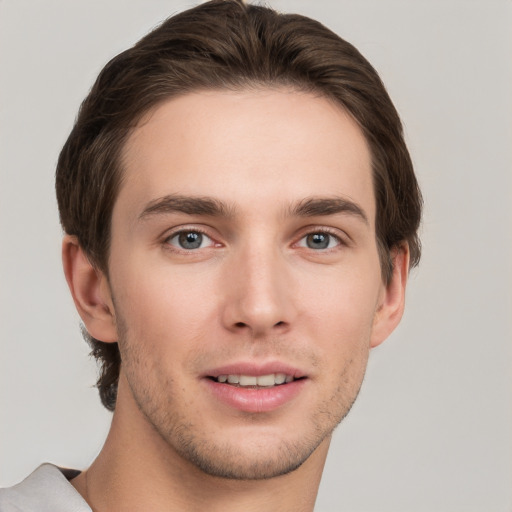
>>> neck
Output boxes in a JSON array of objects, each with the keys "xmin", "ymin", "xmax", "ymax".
[{"xmin": 71, "ymin": 377, "xmax": 330, "ymax": 512}]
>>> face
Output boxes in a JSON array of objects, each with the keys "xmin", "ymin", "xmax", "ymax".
[{"xmin": 104, "ymin": 89, "xmax": 393, "ymax": 479}]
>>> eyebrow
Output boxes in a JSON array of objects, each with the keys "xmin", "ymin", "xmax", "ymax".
[
  {"xmin": 138, "ymin": 194, "xmax": 236, "ymax": 220},
  {"xmin": 138, "ymin": 194, "xmax": 368, "ymax": 225},
  {"xmin": 290, "ymin": 197, "xmax": 369, "ymax": 225}
]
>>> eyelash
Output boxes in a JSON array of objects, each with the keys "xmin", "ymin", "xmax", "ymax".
[
  {"xmin": 163, "ymin": 227, "xmax": 217, "ymax": 252},
  {"xmin": 162, "ymin": 227, "xmax": 347, "ymax": 253},
  {"xmin": 295, "ymin": 228, "xmax": 345, "ymax": 251}
]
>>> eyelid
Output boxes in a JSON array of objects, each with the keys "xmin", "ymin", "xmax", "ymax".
[
  {"xmin": 167, "ymin": 232, "xmax": 214, "ymax": 249},
  {"xmin": 293, "ymin": 226, "xmax": 349, "ymax": 249},
  {"xmin": 159, "ymin": 224, "xmax": 349, "ymax": 252},
  {"xmin": 162, "ymin": 225, "xmax": 221, "ymax": 251}
]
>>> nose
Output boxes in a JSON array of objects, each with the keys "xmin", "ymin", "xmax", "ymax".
[{"xmin": 221, "ymin": 243, "xmax": 297, "ymax": 338}]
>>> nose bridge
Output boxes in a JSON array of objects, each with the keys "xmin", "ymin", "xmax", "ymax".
[{"xmin": 223, "ymin": 234, "xmax": 295, "ymax": 336}]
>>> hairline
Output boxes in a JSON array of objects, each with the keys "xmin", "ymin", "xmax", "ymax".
[{"xmin": 94, "ymin": 83, "xmax": 396, "ymax": 283}]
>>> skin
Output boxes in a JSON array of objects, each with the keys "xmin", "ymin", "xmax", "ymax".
[{"xmin": 63, "ymin": 89, "xmax": 408, "ymax": 512}]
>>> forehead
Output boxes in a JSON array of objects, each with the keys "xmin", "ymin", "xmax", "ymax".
[{"xmin": 117, "ymin": 88, "xmax": 375, "ymax": 223}]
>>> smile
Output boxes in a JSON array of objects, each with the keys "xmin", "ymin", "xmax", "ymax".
[
  {"xmin": 214, "ymin": 373, "xmax": 295, "ymax": 387},
  {"xmin": 203, "ymin": 363, "xmax": 307, "ymax": 412}
]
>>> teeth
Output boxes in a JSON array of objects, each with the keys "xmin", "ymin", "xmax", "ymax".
[
  {"xmin": 274, "ymin": 373, "xmax": 286, "ymax": 385},
  {"xmin": 256, "ymin": 374, "xmax": 275, "ymax": 387},
  {"xmin": 239, "ymin": 375, "xmax": 257, "ymax": 386},
  {"xmin": 216, "ymin": 373, "xmax": 295, "ymax": 387}
]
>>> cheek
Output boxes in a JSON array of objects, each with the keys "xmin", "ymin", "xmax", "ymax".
[
  {"xmin": 306, "ymin": 279, "xmax": 376, "ymax": 402},
  {"xmin": 296, "ymin": 258, "xmax": 382, "ymax": 378},
  {"xmin": 111, "ymin": 260, "xmax": 219, "ymax": 356},
  {"xmin": 299, "ymin": 262, "xmax": 381, "ymax": 336}
]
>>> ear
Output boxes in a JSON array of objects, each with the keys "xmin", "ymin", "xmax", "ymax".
[
  {"xmin": 62, "ymin": 235, "xmax": 117, "ymax": 343},
  {"xmin": 370, "ymin": 244, "xmax": 410, "ymax": 349}
]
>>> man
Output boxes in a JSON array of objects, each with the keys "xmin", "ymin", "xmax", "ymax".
[{"xmin": 0, "ymin": 0, "xmax": 421, "ymax": 510}]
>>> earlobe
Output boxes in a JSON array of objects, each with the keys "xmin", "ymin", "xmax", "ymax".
[
  {"xmin": 370, "ymin": 244, "xmax": 410, "ymax": 348},
  {"xmin": 62, "ymin": 235, "xmax": 117, "ymax": 343}
]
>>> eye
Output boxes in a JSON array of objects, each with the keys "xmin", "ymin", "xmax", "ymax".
[
  {"xmin": 298, "ymin": 232, "xmax": 341, "ymax": 250},
  {"xmin": 166, "ymin": 230, "xmax": 214, "ymax": 250}
]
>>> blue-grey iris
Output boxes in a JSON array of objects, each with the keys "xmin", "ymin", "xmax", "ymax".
[
  {"xmin": 178, "ymin": 232, "xmax": 203, "ymax": 249},
  {"xmin": 306, "ymin": 233, "xmax": 330, "ymax": 249}
]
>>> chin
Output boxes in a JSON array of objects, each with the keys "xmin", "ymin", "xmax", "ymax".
[{"xmin": 162, "ymin": 426, "xmax": 328, "ymax": 480}]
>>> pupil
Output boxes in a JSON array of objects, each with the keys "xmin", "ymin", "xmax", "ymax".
[
  {"xmin": 307, "ymin": 233, "xmax": 329, "ymax": 249},
  {"xmin": 179, "ymin": 232, "xmax": 202, "ymax": 249}
]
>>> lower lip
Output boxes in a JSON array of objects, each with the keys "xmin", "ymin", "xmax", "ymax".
[{"xmin": 203, "ymin": 378, "xmax": 307, "ymax": 413}]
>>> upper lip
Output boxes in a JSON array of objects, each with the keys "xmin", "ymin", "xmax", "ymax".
[{"xmin": 202, "ymin": 361, "xmax": 306, "ymax": 379}]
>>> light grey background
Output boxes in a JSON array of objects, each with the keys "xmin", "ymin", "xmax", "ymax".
[{"xmin": 1, "ymin": 1, "xmax": 511, "ymax": 510}]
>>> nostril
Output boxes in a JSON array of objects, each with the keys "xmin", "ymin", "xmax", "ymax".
[{"xmin": 235, "ymin": 322, "xmax": 247, "ymax": 328}]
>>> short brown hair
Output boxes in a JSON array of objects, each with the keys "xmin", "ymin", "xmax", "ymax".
[{"xmin": 56, "ymin": 0, "xmax": 422, "ymax": 411}]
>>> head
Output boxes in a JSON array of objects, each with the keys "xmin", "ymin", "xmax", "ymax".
[{"xmin": 56, "ymin": 0, "xmax": 421, "ymax": 449}]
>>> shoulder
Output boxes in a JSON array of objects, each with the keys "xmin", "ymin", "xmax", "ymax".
[{"xmin": 0, "ymin": 464, "xmax": 90, "ymax": 512}]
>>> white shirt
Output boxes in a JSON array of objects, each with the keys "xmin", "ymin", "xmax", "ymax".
[{"xmin": 0, "ymin": 464, "xmax": 90, "ymax": 512}]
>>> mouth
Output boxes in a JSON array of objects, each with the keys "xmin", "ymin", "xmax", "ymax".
[
  {"xmin": 203, "ymin": 364, "xmax": 308, "ymax": 413},
  {"xmin": 208, "ymin": 373, "xmax": 301, "ymax": 388}
]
